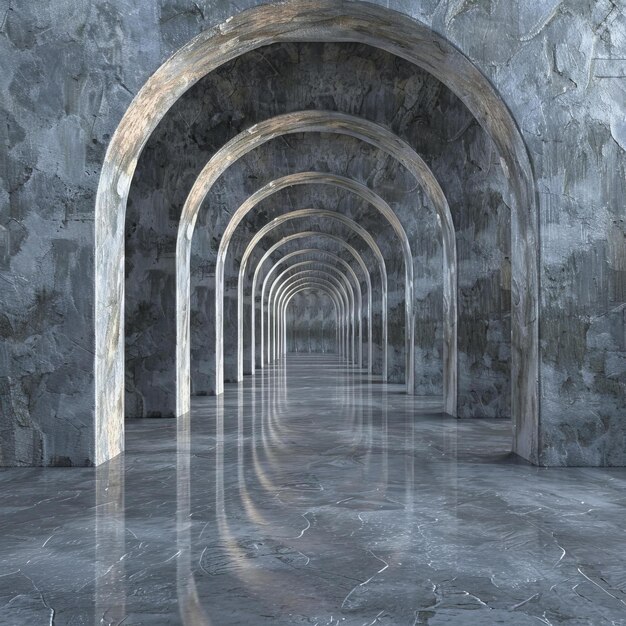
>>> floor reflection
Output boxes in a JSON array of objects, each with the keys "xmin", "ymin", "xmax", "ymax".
[
  {"xmin": 177, "ymin": 411, "xmax": 211, "ymax": 626},
  {"xmin": 95, "ymin": 454, "xmax": 126, "ymax": 624},
  {"xmin": 1, "ymin": 355, "xmax": 626, "ymax": 624}
]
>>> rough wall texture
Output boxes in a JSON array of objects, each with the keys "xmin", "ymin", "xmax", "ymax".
[
  {"xmin": 0, "ymin": 0, "xmax": 624, "ymax": 466},
  {"xmin": 0, "ymin": 0, "xmax": 161, "ymax": 465}
]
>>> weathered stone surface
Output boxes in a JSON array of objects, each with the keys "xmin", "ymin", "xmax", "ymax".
[{"xmin": 0, "ymin": 0, "xmax": 162, "ymax": 466}]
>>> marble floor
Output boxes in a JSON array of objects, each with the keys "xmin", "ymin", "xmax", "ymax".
[{"xmin": 1, "ymin": 355, "xmax": 626, "ymax": 625}]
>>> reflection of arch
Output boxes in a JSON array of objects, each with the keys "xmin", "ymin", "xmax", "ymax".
[
  {"xmin": 176, "ymin": 413, "xmax": 211, "ymax": 625},
  {"xmin": 252, "ymin": 232, "xmax": 374, "ymax": 375},
  {"xmin": 283, "ymin": 287, "xmax": 341, "ymax": 356},
  {"xmin": 254, "ymin": 249, "xmax": 364, "ymax": 370},
  {"xmin": 278, "ymin": 279, "xmax": 347, "ymax": 359},
  {"xmin": 271, "ymin": 268, "xmax": 355, "ymax": 362},
  {"xmin": 95, "ymin": 0, "xmax": 537, "ymax": 465},
  {"xmin": 230, "ymin": 208, "xmax": 388, "ymax": 403},
  {"xmin": 224, "ymin": 172, "xmax": 415, "ymax": 389}
]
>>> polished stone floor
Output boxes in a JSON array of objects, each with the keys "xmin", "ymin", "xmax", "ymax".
[{"xmin": 1, "ymin": 355, "xmax": 626, "ymax": 625}]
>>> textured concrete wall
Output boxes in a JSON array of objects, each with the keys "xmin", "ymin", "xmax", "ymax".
[
  {"xmin": 0, "ymin": 0, "xmax": 624, "ymax": 466},
  {"xmin": 0, "ymin": 1, "xmax": 161, "ymax": 465}
]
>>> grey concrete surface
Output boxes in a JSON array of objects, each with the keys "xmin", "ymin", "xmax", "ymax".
[{"xmin": 1, "ymin": 356, "xmax": 626, "ymax": 623}]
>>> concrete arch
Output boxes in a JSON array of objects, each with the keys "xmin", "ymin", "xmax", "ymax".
[
  {"xmin": 275, "ymin": 273, "xmax": 351, "ymax": 362},
  {"xmin": 282, "ymin": 285, "xmax": 341, "ymax": 356},
  {"xmin": 227, "ymin": 207, "xmax": 388, "ymax": 399},
  {"xmin": 95, "ymin": 0, "xmax": 537, "ymax": 465},
  {"xmin": 184, "ymin": 111, "xmax": 455, "ymax": 402},
  {"xmin": 179, "ymin": 110, "xmax": 453, "ymax": 402},
  {"xmin": 278, "ymin": 278, "xmax": 348, "ymax": 358},
  {"xmin": 282, "ymin": 286, "xmax": 342, "ymax": 358},
  {"xmin": 226, "ymin": 172, "xmax": 415, "ymax": 391},
  {"xmin": 269, "ymin": 264, "xmax": 356, "ymax": 363},
  {"xmin": 252, "ymin": 248, "xmax": 364, "ymax": 371},
  {"xmin": 277, "ymin": 275, "xmax": 350, "ymax": 363},
  {"xmin": 252, "ymin": 232, "xmax": 374, "ymax": 375},
  {"xmin": 273, "ymin": 270, "xmax": 352, "ymax": 360},
  {"xmin": 272, "ymin": 268, "xmax": 352, "ymax": 360},
  {"xmin": 279, "ymin": 278, "xmax": 347, "ymax": 358}
]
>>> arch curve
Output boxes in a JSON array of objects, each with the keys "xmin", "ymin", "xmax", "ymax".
[
  {"xmin": 252, "ymin": 248, "xmax": 364, "ymax": 371},
  {"xmin": 269, "ymin": 264, "xmax": 356, "ymax": 363},
  {"xmin": 223, "ymin": 171, "xmax": 415, "ymax": 390},
  {"xmin": 95, "ymin": 0, "xmax": 538, "ymax": 465},
  {"xmin": 283, "ymin": 285, "xmax": 343, "ymax": 357},
  {"xmin": 222, "ymin": 207, "xmax": 389, "ymax": 405},
  {"xmin": 278, "ymin": 277, "xmax": 348, "ymax": 358},
  {"xmin": 252, "ymin": 232, "xmax": 374, "ymax": 374},
  {"xmin": 276, "ymin": 275, "xmax": 354, "ymax": 363}
]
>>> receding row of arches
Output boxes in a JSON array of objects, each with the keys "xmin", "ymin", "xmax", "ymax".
[{"xmin": 96, "ymin": 1, "xmax": 539, "ymax": 466}]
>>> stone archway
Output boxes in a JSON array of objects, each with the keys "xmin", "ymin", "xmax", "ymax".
[
  {"xmin": 270, "ymin": 266, "xmax": 355, "ymax": 361},
  {"xmin": 251, "ymin": 232, "xmax": 373, "ymax": 374},
  {"xmin": 283, "ymin": 286, "xmax": 342, "ymax": 357},
  {"xmin": 95, "ymin": 0, "xmax": 537, "ymax": 465},
  {"xmin": 210, "ymin": 207, "xmax": 390, "ymax": 407},
  {"xmin": 273, "ymin": 271, "xmax": 353, "ymax": 360},
  {"xmin": 218, "ymin": 171, "xmax": 414, "ymax": 392},
  {"xmin": 176, "ymin": 111, "xmax": 455, "ymax": 403},
  {"xmin": 252, "ymin": 248, "xmax": 365, "ymax": 369},
  {"xmin": 282, "ymin": 286, "xmax": 341, "ymax": 357}
]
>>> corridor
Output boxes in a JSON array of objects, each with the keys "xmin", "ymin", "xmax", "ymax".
[
  {"xmin": 1, "ymin": 2, "xmax": 625, "ymax": 624},
  {"xmin": 1, "ymin": 356, "xmax": 625, "ymax": 624}
]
